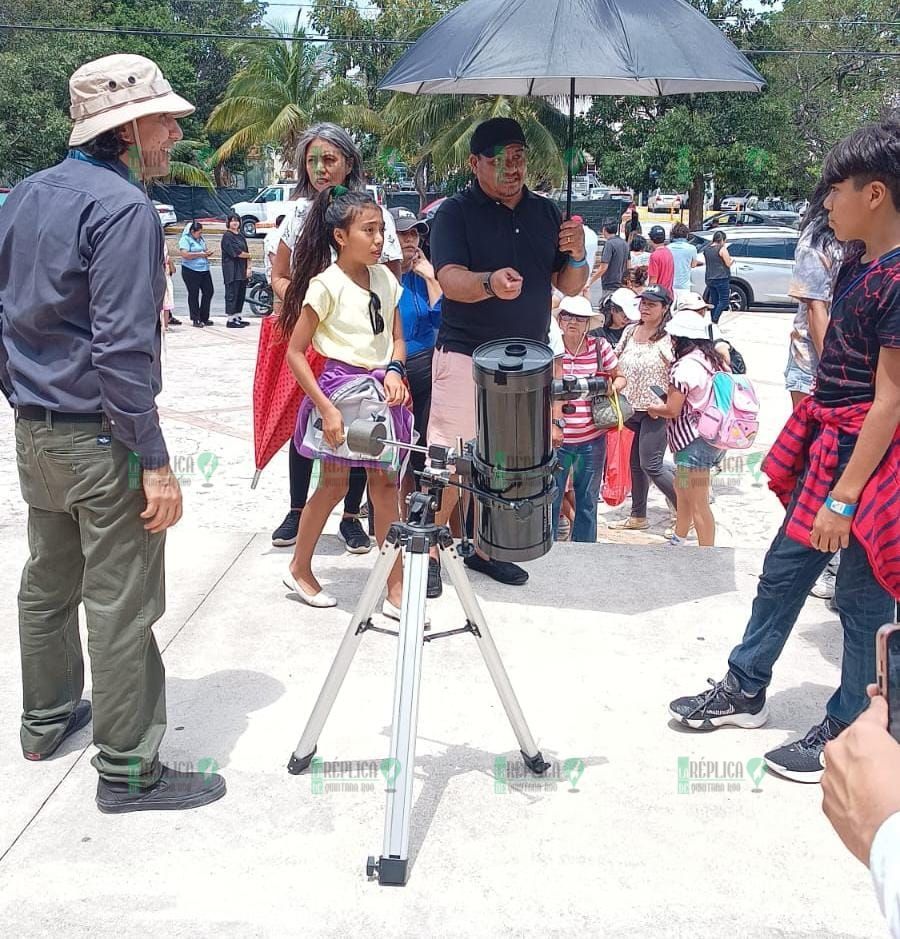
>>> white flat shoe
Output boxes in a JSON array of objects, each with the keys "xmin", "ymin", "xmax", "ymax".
[
  {"xmin": 284, "ymin": 571, "xmax": 337, "ymax": 608},
  {"xmin": 382, "ymin": 599, "xmax": 430, "ymax": 628}
]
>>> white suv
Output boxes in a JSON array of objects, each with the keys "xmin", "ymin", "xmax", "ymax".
[
  {"xmin": 232, "ymin": 183, "xmax": 386, "ymax": 237},
  {"xmin": 690, "ymin": 226, "xmax": 799, "ymax": 310}
]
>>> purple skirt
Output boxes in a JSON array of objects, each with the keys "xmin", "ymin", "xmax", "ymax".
[{"xmin": 294, "ymin": 359, "xmax": 415, "ymax": 471}]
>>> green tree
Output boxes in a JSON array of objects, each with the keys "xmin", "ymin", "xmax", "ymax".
[{"xmin": 206, "ymin": 25, "xmax": 380, "ymax": 168}]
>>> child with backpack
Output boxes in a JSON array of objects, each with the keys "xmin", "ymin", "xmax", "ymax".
[
  {"xmin": 281, "ymin": 186, "xmax": 412, "ymax": 617},
  {"xmin": 648, "ymin": 310, "xmax": 735, "ymax": 546},
  {"xmin": 668, "ymin": 118, "xmax": 900, "ymax": 784}
]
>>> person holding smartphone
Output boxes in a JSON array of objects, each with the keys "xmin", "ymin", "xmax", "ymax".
[{"xmin": 178, "ymin": 220, "xmax": 215, "ymax": 327}]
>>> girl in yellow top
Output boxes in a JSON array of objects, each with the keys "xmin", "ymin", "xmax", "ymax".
[{"xmin": 283, "ymin": 187, "xmax": 412, "ymax": 615}]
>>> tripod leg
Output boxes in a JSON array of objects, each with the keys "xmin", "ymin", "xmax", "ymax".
[
  {"xmin": 440, "ymin": 543, "xmax": 550, "ymax": 776},
  {"xmin": 287, "ymin": 539, "xmax": 401, "ymax": 774},
  {"xmin": 374, "ymin": 547, "xmax": 430, "ymax": 886}
]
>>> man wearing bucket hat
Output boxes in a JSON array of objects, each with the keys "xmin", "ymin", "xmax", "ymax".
[{"xmin": 0, "ymin": 54, "xmax": 225, "ymax": 811}]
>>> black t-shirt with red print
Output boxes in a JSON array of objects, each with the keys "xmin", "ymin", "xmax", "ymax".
[{"xmin": 815, "ymin": 247, "xmax": 900, "ymax": 407}]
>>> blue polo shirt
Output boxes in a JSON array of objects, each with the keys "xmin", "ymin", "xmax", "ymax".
[
  {"xmin": 178, "ymin": 230, "xmax": 210, "ymax": 272},
  {"xmin": 399, "ymin": 271, "xmax": 442, "ymax": 357}
]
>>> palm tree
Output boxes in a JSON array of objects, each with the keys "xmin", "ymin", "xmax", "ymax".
[
  {"xmin": 165, "ymin": 139, "xmax": 215, "ymax": 189},
  {"xmin": 381, "ymin": 93, "xmax": 577, "ymax": 205},
  {"xmin": 206, "ymin": 25, "xmax": 382, "ymax": 167}
]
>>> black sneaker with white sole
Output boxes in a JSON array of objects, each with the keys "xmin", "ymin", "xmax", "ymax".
[
  {"xmin": 669, "ymin": 671, "xmax": 769, "ymax": 730},
  {"xmin": 763, "ymin": 715, "xmax": 845, "ymax": 783},
  {"xmin": 272, "ymin": 509, "xmax": 301, "ymax": 547},
  {"xmin": 339, "ymin": 516, "xmax": 372, "ymax": 554}
]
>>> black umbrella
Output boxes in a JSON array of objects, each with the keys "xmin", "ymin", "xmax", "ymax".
[{"xmin": 380, "ymin": 0, "xmax": 766, "ymax": 216}]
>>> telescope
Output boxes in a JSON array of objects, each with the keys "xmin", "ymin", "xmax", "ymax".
[
  {"xmin": 288, "ymin": 339, "xmax": 607, "ymax": 886},
  {"xmin": 347, "ymin": 339, "xmax": 608, "ymax": 562}
]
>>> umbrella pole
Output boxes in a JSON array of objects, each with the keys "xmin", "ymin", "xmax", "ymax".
[
  {"xmin": 251, "ymin": 469, "xmax": 262, "ymax": 490},
  {"xmin": 566, "ymin": 76, "xmax": 575, "ymax": 220}
]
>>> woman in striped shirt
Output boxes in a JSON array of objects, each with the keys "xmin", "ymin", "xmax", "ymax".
[
  {"xmin": 648, "ymin": 311, "xmax": 730, "ymax": 546},
  {"xmin": 551, "ymin": 295, "xmax": 627, "ymax": 542}
]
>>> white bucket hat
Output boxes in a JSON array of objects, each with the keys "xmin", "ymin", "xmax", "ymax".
[
  {"xmin": 556, "ymin": 294, "xmax": 603, "ymax": 331},
  {"xmin": 674, "ymin": 291, "xmax": 713, "ymax": 314},
  {"xmin": 667, "ymin": 310, "xmax": 721, "ymax": 341},
  {"xmin": 606, "ymin": 287, "xmax": 641, "ymax": 322},
  {"xmin": 69, "ymin": 54, "xmax": 194, "ymax": 146}
]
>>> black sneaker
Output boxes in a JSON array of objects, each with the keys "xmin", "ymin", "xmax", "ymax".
[
  {"xmin": 668, "ymin": 672, "xmax": 769, "ymax": 730},
  {"xmin": 464, "ymin": 553, "xmax": 528, "ymax": 586},
  {"xmin": 339, "ymin": 516, "xmax": 372, "ymax": 554},
  {"xmin": 764, "ymin": 716, "xmax": 845, "ymax": 783},
  {"xmin": 192, "ymin": 321, "xmax": 205, "ymax": 328},
  {"xmin": 272, "ymin": 509, "xmax": 301, "ymax": 547},
  {"xmin": 96, "ymin": 764, "xmax": 226, "ymax": 814},
  {"xmin": 23, "ymin": 700, "xmax": 92, "ymax": 761},
  {"xmin": 427, "ymin": 557, "xmax": 443, "ymax": 599}
]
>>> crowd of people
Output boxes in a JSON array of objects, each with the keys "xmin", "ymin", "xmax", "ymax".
[{"xmin": 1, "ymin": 52, "xmax": 900, "ymax": 937}]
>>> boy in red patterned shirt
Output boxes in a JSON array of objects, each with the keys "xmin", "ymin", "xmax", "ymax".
[{"xmin": 669, "ymin": 118, "xmax": 900, "ymax": 783}]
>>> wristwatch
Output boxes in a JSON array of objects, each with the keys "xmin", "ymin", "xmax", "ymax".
[
  {"xmin": 552, "ymin": 418, "xmax": 567, "ymax": 429},
  {"xmin": 482, "ymin": 271, "xmax": 496, "ymax": 298}
]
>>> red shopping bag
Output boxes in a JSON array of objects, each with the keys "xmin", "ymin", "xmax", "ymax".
[{"xmin": 601, "ymin": 427, "xmax": 634, "ymax": 506}]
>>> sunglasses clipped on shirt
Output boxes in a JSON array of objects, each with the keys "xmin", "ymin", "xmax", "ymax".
[{"xmin": 368, "ymin": 291, "xmax": 385, "ymax": 335}]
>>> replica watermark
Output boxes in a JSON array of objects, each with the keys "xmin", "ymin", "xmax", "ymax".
[
  {"xmin": 310, "ymin": 757, "xmax": 402, "ymax": 795},
  {"xmin": 674, "ymin": 453, "xmax": 766, "ymax": 490},
  {"xmin": 493, "ymin": 756, "xmax": 586, "ymax": 794},
  {"xmin": 677, "ymin": 756, "xmax": 768, "ymax": 794},
  {"xmin": 126, "ymin": 756, "xmax": 219, "ymax": 793},
  {"xmin": 128, "ymin": 450, "xmax": 219, "ymax": 489}
]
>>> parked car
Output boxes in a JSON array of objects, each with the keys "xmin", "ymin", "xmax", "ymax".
[
  {"xmin": 720, "ymin": 189, "xmax": 756, "ymax": 211},
  {"xmin": 153, "ymin": 201, "xmax": 177, "ymax": 227},
  {"xmin": 648, "ymin": 189, "xmax": 686, "ymax": 213},
  {"xmin": 232, "ymin": 182, "xmax": 385, "ymax": 237},
  {"xmin": 689, "ymin": 225, "xmax": 799, "ymax": 311},
  {"xmin": 699, "ymin": 209, "xmax": 800, "ymax": 231}
]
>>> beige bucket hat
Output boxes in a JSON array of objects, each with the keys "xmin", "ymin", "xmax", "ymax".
[{"xmin": 69, "ymin": 54, "xmax": 194, "ymax": 146}]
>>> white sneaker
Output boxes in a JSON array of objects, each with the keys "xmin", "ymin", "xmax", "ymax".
[{"xmin": 810, "ymin": 568, "xmax": 836, "ymax": 600}]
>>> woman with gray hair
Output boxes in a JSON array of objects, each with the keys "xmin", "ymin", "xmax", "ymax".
[{"xmin": 267, "ymin": 123, "xmax": 403, "ymax": 551}]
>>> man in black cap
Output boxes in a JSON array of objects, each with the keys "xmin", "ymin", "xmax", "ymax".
[{"xmin": 427, "ymin": 117, "xmax": 588, "ymax": 595}]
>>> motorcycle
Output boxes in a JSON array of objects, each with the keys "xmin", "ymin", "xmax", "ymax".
[{"xmin": 246, "ymin": 269, "xmax": 274, "ymax": 317}]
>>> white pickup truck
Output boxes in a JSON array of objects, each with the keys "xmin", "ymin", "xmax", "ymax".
[{"xmin": 232, "ymin": 183, "xmax": 385, "ymax": 237}]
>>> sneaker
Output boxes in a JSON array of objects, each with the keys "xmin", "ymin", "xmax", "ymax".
[
  {"xmin": 272, "ymin": 509, "xmax": 301, "ymax": 547},
  {"xmin": 339, "ymin": 516, "xmax": 373, "ymax": 554},
  {"xmin": 666, "ymin": 534, "xmax": 687, "ymax": 546},
  {"xmin": 226, "ymin": 319, "xmax": 248, "ymax": 329},
  {"xmin": 810, "ymin": 567, "xmax": 836, "ymax": 600},
  {"xmin": 96, "ymin": 764, "xmax": 226, "ymax": 814},
  {"xmin": 464, "ymin": 553, "xmax": 528, "ymax": 586},
  {"xmin": 669, "ymin": 672, "xmax": 769, "ymax": 730},
  {"xmin": 23, "ymin": 700, "xmax": 92, "ymax": 761},
  {"xmin": 610, "ymin": 516, "xmax": 649, "ymax": 531},
  {"xmin": 191, "ymin": 321, "xmax": 205, "ymax": 328},
  {"xmin": 764, "ymin": 716, "xmax": 845, "ymax": 783},
  {"xmin": 427, "ymin": 557, "xmax": 443, "ymax": 599}
]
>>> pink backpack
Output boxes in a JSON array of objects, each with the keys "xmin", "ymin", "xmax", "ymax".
[{"xmin": 695, "ymin": 370, "xmax": 761, "ymax": 450}]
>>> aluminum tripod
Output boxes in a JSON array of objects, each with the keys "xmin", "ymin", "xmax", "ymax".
[{"xmin": 287, "ymin": 479, "xmax": 550, "ymax": 886}]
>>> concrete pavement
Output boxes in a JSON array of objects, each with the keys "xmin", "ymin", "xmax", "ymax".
[{"xmin": 0, "ymin": 296, "xmax": 887, "ymax": 937}]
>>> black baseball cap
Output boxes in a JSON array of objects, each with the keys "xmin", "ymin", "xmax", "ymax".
[
  {"xmin": 640, "ymin": 284, "xmax": 672, "ymax": 305},
  {"xmin": 388, "ymin": 207, "xmax": 428, "ymax": 235},
  {"xmin": 648, "ymin": 225, "xmax": 666, "ymax": 243},
  {"xmin": 469, "ymin": 117, "xmax": 527, "ymax": 157}
]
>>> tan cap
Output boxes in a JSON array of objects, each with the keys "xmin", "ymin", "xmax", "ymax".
[{"xmin": 69, "ymin": 54, "xmax": 194, "ymax": 146}]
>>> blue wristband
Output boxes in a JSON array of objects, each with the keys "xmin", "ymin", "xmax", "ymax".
[
  {"xmin": 567, "ymin": 255, "xmax": 588, "ymax": 268},
  {"xmin": 824, "ymin": 494, "xmax": 858, "ymax": 518}
]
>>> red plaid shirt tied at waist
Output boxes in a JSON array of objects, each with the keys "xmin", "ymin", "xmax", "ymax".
[{"xmin": 762, "ymin": 396, "xmax": 900, "ymax": 599}]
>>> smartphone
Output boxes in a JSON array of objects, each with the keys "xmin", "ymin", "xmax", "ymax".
[
  {"xmin": 877, "ymin": 623, "xmax": 900, "ymax": 742},
  {"xmin": 650, "ymin": 384, "xmax": 668, "ymax": 402}
]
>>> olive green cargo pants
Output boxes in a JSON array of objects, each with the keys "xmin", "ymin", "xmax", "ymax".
[{"xmin": 14, "ymin": 415, "xmax": 166, "ymax": 786}]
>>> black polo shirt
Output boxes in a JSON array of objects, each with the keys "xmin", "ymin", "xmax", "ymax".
[{"xmin": 430, "ymin": 182, "xmax": 567, "ymax": 356}]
